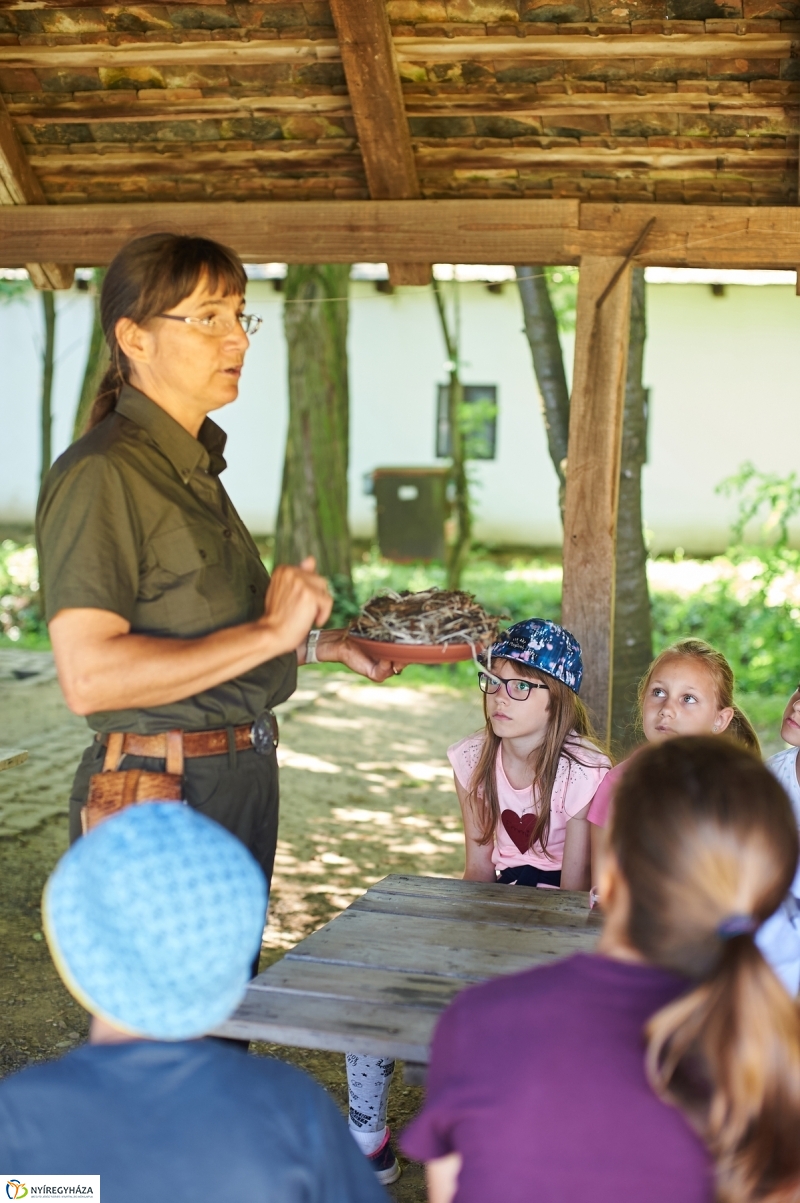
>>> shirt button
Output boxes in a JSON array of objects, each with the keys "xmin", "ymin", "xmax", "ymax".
[
  {"xmin": 223, "ymin": 529, "xmax": 232, "ymax": 539},
  {"xmin": 249, "ymin": 584, "xmax": 257, "ymax": 594},
  {"xmin": 199, "ymin": 549, "xmax": 207, "ymax": 560}
]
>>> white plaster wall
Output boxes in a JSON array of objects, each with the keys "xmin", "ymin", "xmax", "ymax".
[
  {"xmin": 642, "ymin": 283, "xmax": 800, "ymax": 553},
  {"xmin": 2, "ymin": 276, "xmax": 800, "ymax": 553},
  {"xmin": 0, "ymin": 288, "xmax": 92, "ymax": 522}
]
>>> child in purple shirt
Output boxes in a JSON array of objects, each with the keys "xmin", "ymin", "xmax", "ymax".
[{"xmin": 403, "ymin": 736, "xmax": 800, "ymax": 1203}]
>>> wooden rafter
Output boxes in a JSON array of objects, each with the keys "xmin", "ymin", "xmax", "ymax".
[
  {"xmin": 327, "ymin": 0, "xmax": 428, "ymax": 288},
  {"xmin": 2, "ymin": 200, "xmax": 800, "ymax": 272},
  {"xmin": 0, "ymin": 96, "xmax": 72, "ymax": 290}
]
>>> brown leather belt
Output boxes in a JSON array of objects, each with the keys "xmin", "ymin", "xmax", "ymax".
[{"xmin": 97, "ymin": 711, "xmax": 278, "ymax": 776}]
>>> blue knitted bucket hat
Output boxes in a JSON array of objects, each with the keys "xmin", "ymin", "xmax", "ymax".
[
  {"xmin": 488, "ymin": 618, "xmax": 583, "ymax": 694},
  {"xmin": 43, "ymin": 803, "xmax": 267, "ymax": 1041}
]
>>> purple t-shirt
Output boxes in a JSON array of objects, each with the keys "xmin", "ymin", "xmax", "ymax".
[{"xmin": 402, "ymin": 954, "xmax": 712, "ymax": 1203}]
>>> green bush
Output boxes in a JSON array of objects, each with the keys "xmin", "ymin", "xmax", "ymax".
[{"xmin": 0, "ymin": 539, "xmax": 47, "ymax": 648}]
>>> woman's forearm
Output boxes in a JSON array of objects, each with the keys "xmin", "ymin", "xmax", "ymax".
[
  {"xmin": 51, "ymin": 560, "xmax": 333, "ymax": 716},
  {"xmin": 50, "ymin": 608, "xmax": 298, "ymax": 715}
]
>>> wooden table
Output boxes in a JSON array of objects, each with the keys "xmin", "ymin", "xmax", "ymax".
[
  {"xmin": 215, "ymin": 874, "xmax": 601, "ymax": 1075},
  {"xmin": 0, "ymin": 747, "xmax": 28, "ymax": 772}
]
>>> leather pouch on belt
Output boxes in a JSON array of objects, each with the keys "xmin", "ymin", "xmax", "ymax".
[{"xmin": 82, "ymin": 731, "xmax": 184, "ymax": 834}]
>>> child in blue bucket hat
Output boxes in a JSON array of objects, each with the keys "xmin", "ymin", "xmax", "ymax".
[
  {"xmin": 447, "ymin": 618, "xmax": 610, "ymax": 890},
  {"xmin": 0, "ymin": 803, "xmax": 386, "ymax": 1203}
]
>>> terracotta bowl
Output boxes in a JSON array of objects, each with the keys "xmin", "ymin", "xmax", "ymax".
[{"xmin": 347, "ymin": 636, "xmax": 481, "ymax": 666}]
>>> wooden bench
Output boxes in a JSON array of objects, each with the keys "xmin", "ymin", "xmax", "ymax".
[{"xmin": 215, "ymin": 873, "xmax": 600, "ymax": 1078}]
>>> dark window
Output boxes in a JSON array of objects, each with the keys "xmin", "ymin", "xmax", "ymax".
[{"xmin": 436, "ymin": 384, "xmax": 498, "ymax": 461}]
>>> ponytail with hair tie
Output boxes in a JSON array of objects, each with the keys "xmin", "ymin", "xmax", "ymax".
[
  {"xmin": 716, "ymin": 915, "xmax": 758, "ymax": 940},
  {"xmin": 613, "ymin": 737, "xmax": 800, "ymax": 1203}
]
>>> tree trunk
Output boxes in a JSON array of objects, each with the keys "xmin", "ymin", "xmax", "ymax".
[
  {"xmin": 40, "ymin": 291, "xmax": 56, "ymax": 491},
  {"xmin": 275, "ymin": 264, "xmax": 354, "ymax": 613},
  {"xmin": 433, "ymin": 282, "xmax": 472, "ymax": 590},
  {"xmin": 517, "ymin": 263, "xmax": 652, "ymax": 751},
  {"xmin": 515, "ymin": 267, "xmax": 570, "ymax": 518},
  {"xmin": 73, "ymin": 269, "xmax": 109, "ymax": 441},
  {"xmin": 610, "ymin": 267, "xmax": 652, "ymax": 753}
]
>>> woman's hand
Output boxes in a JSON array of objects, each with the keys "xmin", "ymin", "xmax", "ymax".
[
  {"xmin": 260, "ymin": 557, "xmax": 333, "ymax": 654},
  {"xmin": 312, "ymin": 629, "xmax": 397, "ymax": 683}
]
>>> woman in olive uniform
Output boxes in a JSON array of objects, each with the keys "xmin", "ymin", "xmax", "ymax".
[{"xmin": 37, "ymin": 233, "xmax": 392, "ymax": 882}]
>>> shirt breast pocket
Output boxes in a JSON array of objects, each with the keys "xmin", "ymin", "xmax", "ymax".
[{"xmin": 146, "ymin": 526, "xmax": 221, "ymax": 635}]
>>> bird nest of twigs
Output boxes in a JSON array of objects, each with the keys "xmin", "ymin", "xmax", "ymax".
[{"xmin": 349, "ymin": 588, "xmax": 501, "ymax": 648}]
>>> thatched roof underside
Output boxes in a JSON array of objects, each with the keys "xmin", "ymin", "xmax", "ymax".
[{"xmin": 1, "ymin": 0, "xmax": 798, "ymax": 210}]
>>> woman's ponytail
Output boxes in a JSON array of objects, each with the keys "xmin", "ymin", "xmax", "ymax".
[
  {"xmin": 611, "ymin": 737, "xmax": 800, "ymax": 1203},
  {"xmin": 86, "ymin": 359, "xmax": 125, "ymax": 432}
]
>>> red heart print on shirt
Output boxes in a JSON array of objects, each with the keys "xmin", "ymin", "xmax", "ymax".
[{"xmin": 501, "ymin": 809, "xmax": 536, "ymax": 854}]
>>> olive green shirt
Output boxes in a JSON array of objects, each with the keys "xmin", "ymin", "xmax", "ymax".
[{"xmin": 36, "ymin": 385, "xmax": 296, "ymax": 734}]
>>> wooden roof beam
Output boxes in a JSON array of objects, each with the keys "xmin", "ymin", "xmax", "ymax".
[
  {"xmin": 0, "ymin": 96, "xmax": 73, "ymax": 289},
  {"xmin": 3, "ymin": 200, "xmax": 800, "ymax": 271},
  {"xmin": 328, "ymin": 0, "xmax": 428, "ymax": 287}
]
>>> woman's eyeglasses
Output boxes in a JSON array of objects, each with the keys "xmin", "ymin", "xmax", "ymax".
[
  {"xmin": 156, "ymin": 313, "xmax": 263, "ymax": 336},
  {"xmin": 478, "ymin": 671, "xmax": 549, "ymax": 701}
]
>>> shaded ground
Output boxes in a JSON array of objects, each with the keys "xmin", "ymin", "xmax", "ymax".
[{"xmin": 0, "ymin": 651, "xmax": 484, "ymax": 1200}]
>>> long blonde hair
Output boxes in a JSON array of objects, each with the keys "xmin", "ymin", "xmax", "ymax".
[
  {"xmin": 611, "ymin": 737, "xmax": 800, "ymax": 1203},
  {"xmin": 467, "ymin": 658, "xmax": 603, "ymax": 857},
  {"xmin": 639, "ymin": 639, "xmax": 760, "ymax": 754}
]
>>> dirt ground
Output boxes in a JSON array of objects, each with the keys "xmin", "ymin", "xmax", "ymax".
[{"xmin": 0, "ymin": 649, "xmax": 484, "ymax": 1200}]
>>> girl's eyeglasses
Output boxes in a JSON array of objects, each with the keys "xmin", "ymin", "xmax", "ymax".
[
  {"xmin": 156, "ymin": 313, "xmax": 263, "ymax": 336},
  {"xmin": 478, "ymin": 672, "xmax": 549, "ymax": 701}
]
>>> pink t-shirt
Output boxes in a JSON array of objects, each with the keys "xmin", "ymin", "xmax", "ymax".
[
  {"xmin": 586, "ymin": 759, "xmax": 628, "ymax": 828},
  {"xmin": 448, "ymin": 731, "xmax": 611, "ymax": 873}
]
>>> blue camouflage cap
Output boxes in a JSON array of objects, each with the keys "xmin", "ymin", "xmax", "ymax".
[
  {"xmin": 43, "ymin": 802, "xmax": 267, "ymax": 1041},
  {"xmin": 488, "ymin": 618, "xmax": 583, "ymax": 694}
]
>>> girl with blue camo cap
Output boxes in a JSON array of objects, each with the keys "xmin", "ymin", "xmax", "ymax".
[{"xmin": 448, "ymin": 618, "xmax": 611, "ymax": 890}]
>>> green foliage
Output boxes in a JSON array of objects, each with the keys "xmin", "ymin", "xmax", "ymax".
[
  {"xmin": 653, "ymin": 464, "xmax": 800, "ymax": 698},
  {"xmin": 717, "ymin": 460, "xmax": 800, "ymax": 548},
  {"xmin": 544, "ymin": 267, "xmax": 579, "ymax": 335},
  {"xmin": 0, "ymin": 540, "xmax": 47, "ymax": 648},
  {"xmin": 0, "ymin": 276, "xmax": 31, "ymax": 305}
]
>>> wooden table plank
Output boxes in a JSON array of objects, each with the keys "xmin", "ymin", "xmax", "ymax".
[
  {"xmin": 250, "ymin": 960, "xmax": 468, "ymax": 1008},
  {"xmin": 0, "ymin": 747, "xmax": 28, "ymax": 772},
  {"xmin": 216, "ymin": 990, "xmax": 439, "ymax": 1062},
  {"xmin": 373, "ymin": 874, "xmax": 595, "ymax": 916},
  {"xmin": 278, "ymin": 909, "xmax": 596, "ymax": 979},
  {"xmin": 219, "ymin": 875, "xmax": 601, "ymax": 1062},
  {"xmin": 353, "ymin": 890, "xmax": 602, "ymax": 932}
]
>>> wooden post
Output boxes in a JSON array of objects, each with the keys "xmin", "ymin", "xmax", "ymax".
[{"xmin": 561, "ymin": 255, "xmax": 633, "ymax": 743}]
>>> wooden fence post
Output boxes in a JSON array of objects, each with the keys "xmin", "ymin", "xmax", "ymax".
[{"xmin": 561, "ymin": 255, "xmax": 633, "ymax": 744}]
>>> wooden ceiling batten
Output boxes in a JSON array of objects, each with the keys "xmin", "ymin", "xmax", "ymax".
[
  {"xmin": 0, "ymin": 94, "xmax": 72, "ymax": 289},
  {"xmin": 392, "ymin": 33, "xmax": 797, "ymax": 61},
  {"xmin": 0, "ymin": 41, "xmax": 341, "ymax": 70},
  {"xmin": 328, "ymin": 0, "xmax": 429, "ymax": 287},
  {"xmin": 2, "ymin": 31, "xmax": 794, "ymax": 71}
]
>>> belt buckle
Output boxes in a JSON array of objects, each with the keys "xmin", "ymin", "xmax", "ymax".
[{"xmin": 251, "ymin": 710, "xmax": 278, "ymax": 755}]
